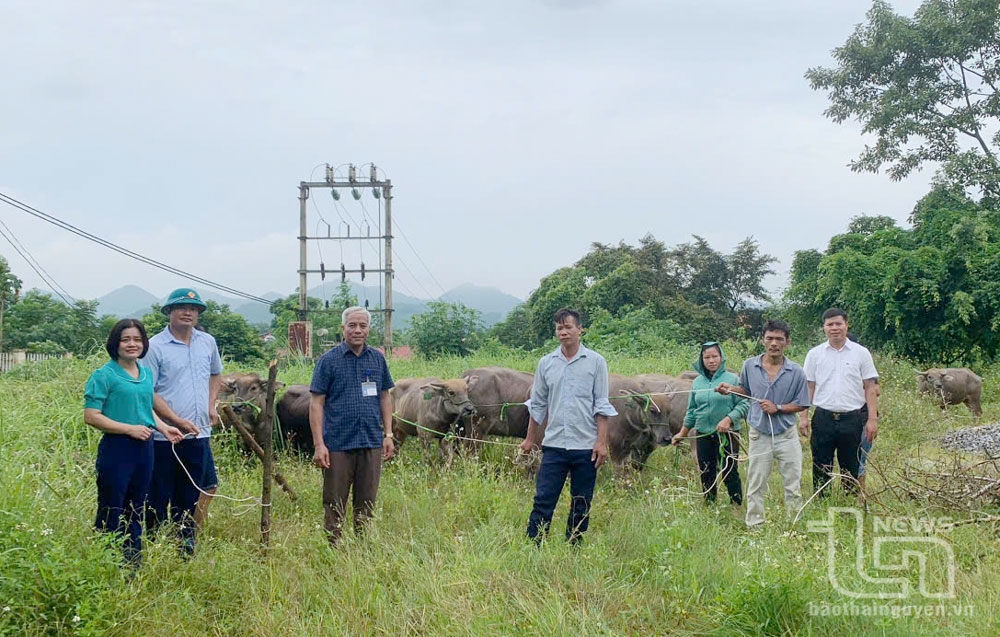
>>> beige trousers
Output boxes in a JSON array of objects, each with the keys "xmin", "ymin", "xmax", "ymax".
[{"xmin": 745, "ymin": 426, "xmax": 803, "ymax": 528}]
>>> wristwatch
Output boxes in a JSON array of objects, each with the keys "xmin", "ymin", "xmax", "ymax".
[
  {"xmin": 776, "ymin": 404, "xmax": 783, "ymax": 414},
  {"xmin": 384, "ymin": 432, "xmax": 394, "ymax": 439}
]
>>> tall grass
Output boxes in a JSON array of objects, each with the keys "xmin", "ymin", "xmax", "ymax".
[{"xmin": 1, "ymin": 350, "xmax": 999, "ymax": 635}]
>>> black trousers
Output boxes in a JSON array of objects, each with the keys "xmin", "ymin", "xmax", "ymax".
[
  {"xmin": 695, "ymin": 431, "xmax": 742, "ymax": 505},
  {"xmin": 810, "ymin": 406, "xmax": 866, "ymax": 496}
]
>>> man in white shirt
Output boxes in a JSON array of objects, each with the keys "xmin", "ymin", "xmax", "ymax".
[{"xmin": 801, "ymin": 308, "xmax": 879, "ymax": 497}]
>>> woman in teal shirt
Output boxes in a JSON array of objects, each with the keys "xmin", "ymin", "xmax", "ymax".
[
  {"xmin": 672, "ymin": 342, "xmax": 748, "ymax": 504},
  {"xmin": 84, "ymin": 319, "xmax": 183, "ymax": 566}
]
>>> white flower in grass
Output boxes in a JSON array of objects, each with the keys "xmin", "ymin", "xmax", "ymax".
[
  {"xmin": 41, "ymin": 528, "xmax": 53, "ymax": 536},
  {"xmin": 72, "ymin": 616, "xmax": 81, "ymax": 623}
]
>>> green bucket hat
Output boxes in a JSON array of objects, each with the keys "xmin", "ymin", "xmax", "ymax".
[{"xmin": 162, "ymin": 288, "xmax": 207, "ymax": 315}]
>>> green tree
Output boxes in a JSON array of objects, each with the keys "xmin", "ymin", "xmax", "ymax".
[
  {"xmin": 806, "ymin": 0, "xmax": 1000, "ymax": 198},
  {"xmin": 2, "ymin": 291, "xmax": 105, "ymax": 355},
  {"xmin": 491, "ymin": 234, "xmax": 777, "ymax": 349},
  {"xmin": 1, "ymin": 255, "xmax": 23, "ymax": 351},
  {"xmin": 722, "ymin": 237, "xmax": 778, "ymax": 313},
  {"xmin": 487, "ymin": 304, "xmax": 535, "ymax": 350},
  {"xmin": 408, "ymin": 301, "xmax": 483, "ymax": 357},
  {"xmin": 784, "ymin": 189, "xmax": 1000, "ymax": 362},
  {"xmin": 143, "ymin": 300, "xmax": 264, "ymax": 363}
]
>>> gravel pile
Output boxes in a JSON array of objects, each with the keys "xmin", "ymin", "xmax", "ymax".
[{"xmin": 940, "ymin": 423, "xmax": 1000, "ymax": 456}]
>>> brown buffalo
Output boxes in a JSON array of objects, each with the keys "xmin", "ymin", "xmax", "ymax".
[
  {"xmin": 391, "ymin": 376, "xmax": 478, "ymax": 463},
  {"xmin": 917, "ymin": 368, "xmax": 983, "ymax": 417},
  {"xmin": 217, "ymin": 372, "xmax": 285, "ymax": 453},
  {"xmin": 459, "ymin": 366, "xmax": 534, "ymax": 443}
]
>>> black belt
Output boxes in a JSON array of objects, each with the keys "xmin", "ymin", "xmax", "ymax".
[{"xmin": 815, "ymin": 406, "xmax": 866, "ymax": 421}]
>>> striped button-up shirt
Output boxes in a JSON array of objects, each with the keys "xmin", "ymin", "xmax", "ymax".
[{"xmin": 529, "ymin": 345, "xmax": 618, "ymax": 450}]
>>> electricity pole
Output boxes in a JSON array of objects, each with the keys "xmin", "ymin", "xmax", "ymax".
[{"xmin": 296, "ymin": 164, "xmax": 394, "ymax": 354}]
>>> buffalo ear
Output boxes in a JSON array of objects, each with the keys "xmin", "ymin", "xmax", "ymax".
[
  {"xmin": 465, "ymin": 375, "xmax": 479, "ymax": 390},
  {"xmin": 420, "ymin": 383, "xmax": 445, "ymax": 396},
  {"xmin": 942, "ymin": 374, "xmax": 954, "ymax": 383},
  {"xmin": 271, "ymin": 380, "xmax": 286, "ymax": 391}
]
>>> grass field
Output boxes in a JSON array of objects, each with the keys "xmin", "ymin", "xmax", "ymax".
[{"xmin": 2, "ymin": 347, "xmax": 999, "ymax": 636}]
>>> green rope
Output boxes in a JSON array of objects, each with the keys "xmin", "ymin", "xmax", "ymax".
[
  {"xmin": 218, "ymin": 399, "xmax": 262, "ymax": 416},
  {"xmin": 392, "ymin": 412, "xmax": 521, "ymax": 448}
]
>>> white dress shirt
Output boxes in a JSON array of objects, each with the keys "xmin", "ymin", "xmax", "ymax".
[{"xmin": 803, "ymin": 339, "xmax": 878, "ymax": 412}]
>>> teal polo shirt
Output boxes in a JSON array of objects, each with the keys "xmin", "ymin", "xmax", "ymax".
[{"xmin": 84, "ymin": 360, "xmax": 157, "ymax": 428}]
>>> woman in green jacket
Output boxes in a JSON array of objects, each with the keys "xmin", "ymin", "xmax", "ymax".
[{"xmin": 672, "ymin": 342, "xmax": 748, "ymax": 504}]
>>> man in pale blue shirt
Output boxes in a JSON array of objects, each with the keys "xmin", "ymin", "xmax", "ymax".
[
  {"xmin": 520, "ymin": 308, "xmax": 617, "ymax": 544},
  {"xmin": 141, "ymin": 288, "xmax": 223, "ymax": 555}
]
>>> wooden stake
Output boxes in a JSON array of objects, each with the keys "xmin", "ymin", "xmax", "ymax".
[{"xmin": 219, "ymin": 405, "xmax": 297, "ymax": 501}]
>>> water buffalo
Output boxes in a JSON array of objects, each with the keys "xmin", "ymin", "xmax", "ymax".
[
  {"xmin": 275, "ymin": 384, "xmax": 313, "ymax": 455},
  {"xmin": 604, "ymin": 374, "xmax": 675, "ymax": 473},
  {"xmin": 459, "ymin": 366, "xmax": 534, "ymax": 443},
  {"xmin": 917, "ymin": 368, "xmax": 983, "ymax": 417},
  {"xmin": 391, "ymin": 376, "xmax": 478, "ymax": 463},
  {"xmin": 217, "ymin": 372, "xmax": 284, "ymax": 453},
  {"xmin": 632, "ymin": 373, "xmax": 693, "ymax": 437}
]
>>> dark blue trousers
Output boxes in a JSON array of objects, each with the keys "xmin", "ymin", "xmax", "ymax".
[
  {"xmin": 527, "ymin": 446, "xmax": 598, "ymax": 543},
  {"xmin": 147, "ymin": 438, "xmax": 215, "ymax": 554},
  {"xmin": 95, "ymin": 433, "xmax": 154, "ymax": 566}
]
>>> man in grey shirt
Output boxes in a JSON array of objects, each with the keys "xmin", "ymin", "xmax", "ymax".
[
  {"xmin": 520, "ymin": 308, "xmax": 617, "ymax": 543},
  {"xmin": 718, "ymin": 319, "xmax": 810, "ymax": 528}
]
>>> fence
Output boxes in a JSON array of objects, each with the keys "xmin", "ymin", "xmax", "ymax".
[{"xmin": 0, "ymin": 351, "xmax": 70, "ymax": 373}]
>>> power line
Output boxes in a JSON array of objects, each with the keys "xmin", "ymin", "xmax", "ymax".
[
  {"xmin": 0, "ymin": 215, "xmax": 75, "ymax": 303},
  {"xmin": 0, "ymin": 223, "xmax": 74, "ymax": 305},
  {"xmin": 391, "ymin": 216, "xmax": 449, "ymax": 297},
  {"xmin": 0, "ymin": 192, "xmax": 274, "ymax": 305}
]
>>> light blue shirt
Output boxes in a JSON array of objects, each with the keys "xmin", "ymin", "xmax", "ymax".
[
  {"xmin": 529, "ymin": 344, "xmax": 618, "ymax": 450},
  {"xmin": 141, "ymin": 326, "xmax": 223, "ymax": 440},
  {"xmin": 738, "ymin": 354, "xmax": 810, "ymax": 436}
]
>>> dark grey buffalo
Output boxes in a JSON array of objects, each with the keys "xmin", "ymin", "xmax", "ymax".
[
  {"xmin": 217, "ymin": 372, "xmax": 284, "ymax": 453},
  {"xmin": 917, "ymin": 368, "xmax": 983, "ymax": 417},
  {"xmin": 605, "ymin": 374, "xmax": 675, "ymax": 473},
  {"xmin": 275, "ymin": 384, "xmax": 313, "ymax": 455},
  {"xmin": 632, "ymin": 373, "xmax": 693, "ymax": 437},
  {"xmin": 459, "ymin": 366, "xmax": 534, "ymax": 443},
  {"xmin": 391, "ymin": 376, "xmax": 478, "ymax": 463},
  {"xmin": 632, "ymin": 373, "xmax": 696, "ymax": 464}
]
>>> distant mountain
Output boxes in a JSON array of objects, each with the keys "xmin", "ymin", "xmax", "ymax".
[
  {"xmin": 94, "ymin": 283, "xmax": 521, "ymax": 329},
  {"xmin": 440, "ymin": 284, "xmax": 522, "ymax": 326},
  {"xmin": 95, "ymin": 285, "xmax": 160, "ymax": 318}
]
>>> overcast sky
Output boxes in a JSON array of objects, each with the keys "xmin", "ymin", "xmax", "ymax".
[{"xmin": 0, "ymin": 0, "xmax": 931, "ymax": 308}]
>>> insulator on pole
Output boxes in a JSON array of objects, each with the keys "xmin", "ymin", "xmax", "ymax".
[
  {"xmin": 320, "ymin": 262, "xmax": 326, "ymax": 281},
  {"xmin": 360, "ymin": 262, "xmax": 366, "ymax": 281},
  {"xmin": 340, "ymin": 263, "xmax": 346, "ymax": 282}
]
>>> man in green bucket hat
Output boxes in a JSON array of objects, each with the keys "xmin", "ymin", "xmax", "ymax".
[{"xmin": 141, "ymin": 287, "xmax": 223, "ymax": 556}]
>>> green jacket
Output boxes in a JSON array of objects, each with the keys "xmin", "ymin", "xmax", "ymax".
[{"xmin": 683, "ymin": 348, "xmax": 748, "ymax": 434}]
